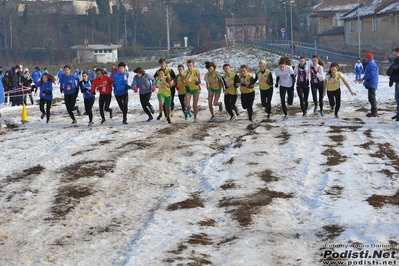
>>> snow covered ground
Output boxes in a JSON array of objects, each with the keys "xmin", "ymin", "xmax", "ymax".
[{"xmin": 1, "ymin": 47, "xmax": 399, "ymax": 266}]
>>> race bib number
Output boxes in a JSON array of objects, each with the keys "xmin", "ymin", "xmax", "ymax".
[{"xmin": 66, "ymin": 85, "xmax": 71, "ymax": 90}]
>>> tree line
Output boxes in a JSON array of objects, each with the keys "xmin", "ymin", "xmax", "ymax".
[{"xmin": 0, "ymin": 0, "xmax": 315, "ymax": 65}]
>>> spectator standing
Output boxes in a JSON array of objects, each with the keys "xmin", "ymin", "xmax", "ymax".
[
  {"xmin": 386, "ymin": 47, "xmax": 399, "ymax": 121},
  {"xmin": 359, "ymin": 53, "xmax": 378, "ymax": 117}
]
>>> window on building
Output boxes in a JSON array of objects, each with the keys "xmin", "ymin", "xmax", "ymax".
[
  {"xmin": 372, "ymin": 18, "xmax": 377, "ymax": 32},
  {"xmin": 94, "ymin": 50, "xmax": 99, "ymax": 54},
  {"xmin": 256, "ymin": 27, "xmax": 259, "ymax": 33},
  {"xmin": 347, "ymin": 21, "xmax": 352, "ymax": 35}
]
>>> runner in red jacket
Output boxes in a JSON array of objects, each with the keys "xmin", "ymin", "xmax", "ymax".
[{"xmin": 91, "ymin": 68, "xmax": 114, "ymax": 124}]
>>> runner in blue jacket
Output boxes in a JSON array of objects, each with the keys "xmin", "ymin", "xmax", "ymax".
[
  {"xmin": 113, "ymin": 62, "xmax": 130, "ymax": 124},
  {"xmin": 36, "ymin": 73, "xmax": 56, "ymax": 123},
  {"xmin": 59, "ymin": 65, "xmax": 80, "ymax": 123},
  {"xmin": 131, "ymin": 67, "xmax": 155, "ymax": 122}
]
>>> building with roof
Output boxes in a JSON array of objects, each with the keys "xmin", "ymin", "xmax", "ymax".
[
  {"xmin": 225, "ymin": 17, "xmax": 267, "ymax": 44},
  {"xmin": 71, "ymin": 43, "xmax": 122, "ymax": 63},
  {"xmin": 342, "ymin": 0, "xmax": 399, "ymax": 55}
]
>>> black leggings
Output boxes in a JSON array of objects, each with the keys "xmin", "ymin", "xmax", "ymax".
[
  {"xmin": 297, "ymin": 86, "xmax": 310, "ymax": 114},
  {"xmin": 140, "ymin": 92, "xmax": 153, "ymax": 117},
  {"xmin": 311, "ymin": 85, "xmax": 324, "ymax": 111},
  {"xmin": 260, "ymin": 88, "xmax": 273, "ymax": 114},
  {"xmin": 279, "ymin": 86, "xmax": 294, "ymax": 115},
  {"xmin": 84, "ymin": 97, "xmax": 95, "ymax": 122},
  {"xmin": 115, "ymin": 94, "xmax": 129, "ymax": 120},
  {"xmin": 39, "ymin": 98, "xmax": 52, "ymax": 121},
  {"xmin": 64, "ymin": 94, "xmax": 77, "ymax": 120},
  {"xmin": 224, "ymin": 93, "xmax": 238, "ymax": 117},
  {"xmin": 327, "ymin": 89, "xmax": 341, "ymax": 116},
  {"xmin": 178, "ymin": 94, "xmax": 186, "ymax": 114},
  {"xmin": 241, "ymin": 91, "xmax": 255, "ymax": 120},
  {"xmin": 99, "ymin": 94, "xmax": 112, "ymax": 120}
]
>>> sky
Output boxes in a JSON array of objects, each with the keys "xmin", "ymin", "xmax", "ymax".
[{"xmin": 0, "ymin": 46, "xmax": 398, "ymax": 266}]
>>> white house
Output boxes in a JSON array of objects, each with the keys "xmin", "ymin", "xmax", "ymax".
[{"xmin": 71, "ymin": 43, "xmax": 122, "ymax": 63}]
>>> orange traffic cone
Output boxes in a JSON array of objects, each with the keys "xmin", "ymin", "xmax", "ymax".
[{"xmin": 21, "ymin": 104, "xmax": 28, "ymax": 123}]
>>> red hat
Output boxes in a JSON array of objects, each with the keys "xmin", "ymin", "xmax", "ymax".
[{"xmin": 365, "ymin": 53, "xmax": 374, "ymax": 60}]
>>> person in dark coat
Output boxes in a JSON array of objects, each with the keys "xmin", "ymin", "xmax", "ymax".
[{"xmin": 387, "ymin": 47, "xmax": 399, "ymax": 121}]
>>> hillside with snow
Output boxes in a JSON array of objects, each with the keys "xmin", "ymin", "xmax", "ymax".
[{"xmin": 0, "ymin": 46, "xmax": 398, "ymax": 266}]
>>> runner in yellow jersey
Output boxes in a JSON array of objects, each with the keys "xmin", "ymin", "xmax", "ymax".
[
  {"xmin": 184, "ymin": 59, "xmax": 201, "ymax": 122},
  {"xmin": 251, "ymin": 60, "xmax": 274, "ymax": 118},
  {"xmin": 176, "ymin": 64, "xmax": 191, "ymax": 120},
  {"xmin": 222, "ymin": 64, "xmax": 241, "ymax": 121},
  {"xmin": 323, "ymin": 62, "xmax": 356, "ymax": 118},
  {"xmin": 238, "ymin": 64, "xmax": 256, "ymax": 122},
  {"xmin": 154, "ymin": 58, "xmax": 177, "ymax": 118},
  {"xmin": 204, "ymin": 61, "xmax": 224, "ymax": 121},
  {"xmin": 155, "ymin": 68, "xmax": 172, "ymax": 123}
]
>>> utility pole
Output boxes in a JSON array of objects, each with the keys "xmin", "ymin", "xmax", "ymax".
[
  {"xmin": 357, "ymin": 0, "xmax": 361, "ymax": 58},
  {"xmin": 290, "ymin": 1, "xmax": 294, "ymax": 57},
  {"xmin": 124, "ymin": 14, "xmax": 127, "ymax": 47},
  {"xmin": 166, "ymin": 6, "xmax": 170, "ymax": 58},
  {"xmin": 10, "ymin": 13, "xmax": 12, "ymax": 48}
]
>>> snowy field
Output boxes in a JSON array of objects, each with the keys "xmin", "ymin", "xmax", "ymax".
[{"xmin": 1, "ymin": 47, "xmax": 399, "ymax": 266}]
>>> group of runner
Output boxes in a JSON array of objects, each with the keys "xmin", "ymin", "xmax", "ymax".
[{"xmin": 6, "ymin": 49, "xmax": 395, "ymax": 126}]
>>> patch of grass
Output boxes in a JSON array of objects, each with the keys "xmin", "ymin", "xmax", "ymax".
[
  {"xmin": 378, "ymin": 169, "xmax": 396, "ymax": 178},
  {"xmin": 322, "ymin": 147, "xmax": 347, "ymax": 166},
  {"xmin": 325, "ymin": 185, "xmax": 344, "ymax": 197},
  {"xmin": 277, "ymin": 129, "xmax": 290, "ymax": 145},
  {"xmin": 367, "ymin": 189, "xmax": 399, "ymax": 208},
  {"xmin": 370, "ymin": 142, "xmax": 399, "ymax": 172},
  {"xmin": 219, "ymin": 188, "xmax": 292, "ymax": 227},
  {"xmin": 217, "ymin": 236, "xmax": 238, "ymax": 245},
  {"xmin": 287, "ymin": 106, "xmax": 303, "ymax": 116},
  {"xmin": 316, "ymin": 225, "xmax": 345, "ymax": 241},
  {"xmin": 167, "ymin": 243, "xmax": 188, "ymax": 254},
  {"xmin": 226, "ymin": 157, "xmax": 234, "ymax": 164},
  {"xmin": 355, "ymin": 107, "xmax": 369, "ymax": 113},
  {"xmin": 98, "ymin": 140, "xmax": 113, "ymax": 145},
  {"xmin": 47, "ymin": 185, "xmax": 93, "ymax": 221},
  {"xmin": 256, "ymin": 169, "xmax": 279, "ymax": 183},
  {"xmin": 118, "ymin": 140, "xmax": 154, "ymax": 150},
  {"xmin": 220, "ymin": 181, "xmax": 236, "ymax": 190},
  {"xmin": 363, "ymin": 129, "xmax": 373, "ymax": 138},
  {"xmin": 72, "ymin": 149, "xmax": 95, "ymax": 156},
  {"xmin": 3, "ymin": 165, "xmax": 45, "ymax": 183},
  {"xmin": 58, "ymin": 160, "xmax": 115, "ymax": 182},
  {"xmin": 187, "ymin": 233, "xmax": 213, "ymax": 245},
  {"xmin": 246, "ymin": 123, "xmax": 258, "ymax": 132},
  {"xmin": 198, "ymin": 219, "xmax": 215, "ymax": 227},
  {"xmin": 191, "ymin": 124, "xmax": 218, "ymax": 141},
  {"xmin": 166, "ymin": 194, "xmax": 204, "ymax": 211},
  {"xmin": 328, "ymin": 125, "xmax": 362, "ymax": 133},
  {"xmin": 233, "ymin": 136, "xmax": 244, "ymax": 148},
  {"xmin": 329, "ymin": 135, "xmax": 345, "ymax": 144},
  {"xmin": 156, "ymin": 123, "xmax": 188, "ymax": 135},
  {"xmin": 359, "ymin": 141, "xmax": 374, "ymax": 150}
]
